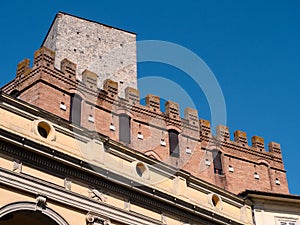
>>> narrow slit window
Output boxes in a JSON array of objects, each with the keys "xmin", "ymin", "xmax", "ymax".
[
  {"xmin": 212, "ymin": 150, "xmax": 223, "ymax": 175},
  {"xmin": 169, "ymin": 129, "xmax": 179, "ymax": 158},
  {"xmin": 70, "ymin": 94, "xmax": 82, "ymax": 125},
  {"xmin": 119, "ymin": 114, "xmax": 131, "ymax": 144}
]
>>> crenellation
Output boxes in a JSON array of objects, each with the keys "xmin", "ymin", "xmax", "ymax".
[
  {"xmin": 165, "ymin": 100, "xmax": 180, "ymax": 120},
  {"xmin": 16, "ymin": 58, "xmax": 30, "ymax": 78},
  {"xmin": 103, "ymin": 79, "xmax": 118, "ymax": 99},
  {"xmin": 82, "ymin": 69, "xmax": 98, "ymax": 92},
  {"xmin": 251, "ymin": 136, "xmax": 265, "ymax": 152},
  {"xmin": 268, "ymin": 142, "xmax": 282, "ymax": 156},
  {"xmin": 146, "ymin": 94, "xmax": 160, "ymax": 112},
  {"xmin": 199, "ymin": 119, "xmax": 211, "ymax": 138},
  {"xmin": 5, "ymin": 53, "xmax": 285, "ymax": 163},
  {"xmin": 216, "ymin": 124, "xmax": 230, "ymax": 141},
  {"xmin": 234, "ymin": 130, "xmax": 248, "ymax": 145},
  {"xmin": 33, "ymin": 46, "xmax": 55, "ymax": 69},
  {"xmin": 125, "ymin": 86, "xmax": 139, "ymax": 105},
  {"xmin": 184, "ymin": 108, "xmax": 199, "ymax": 128},
  {"xmin": 1, "ymin": 44, "xmax": 289, "ymax": 195},
  {"xmin": 61, "ymin": 58, "xmax": 77, "ymax": 81}
]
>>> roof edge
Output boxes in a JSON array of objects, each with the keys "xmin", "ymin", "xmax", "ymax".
[{"xmin": 239, "ymin": 190, "xmax": 300, "ymax": 201}]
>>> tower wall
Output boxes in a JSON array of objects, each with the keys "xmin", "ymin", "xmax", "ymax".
[{"xmin": 43, "ymin": 12, "xmax": 137, "ymax": 96}]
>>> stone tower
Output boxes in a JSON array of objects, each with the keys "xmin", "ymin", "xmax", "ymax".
[{"xmin": 43, "ymin": 12, "xmax": 137, "ymax": 96}]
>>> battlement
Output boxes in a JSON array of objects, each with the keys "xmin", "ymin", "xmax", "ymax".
[
  {"xmin": 16, "ymin": 58, "xmax": 31, "ymax": 78},
  {"xmin": 1, "ymin": 46, "xmax": 288, "ymax": 195},
  {"xmin": 34, "ymin": 46, "xmax": 55, "ymax": 69},
  {"xmin": 125, "ymin": 87, "xmax": 140, "ymax": 105},
  {"xmin": 234, "ymin": 130, "xmax": 248, "ymax": 145},
  {"xmin": 3, "ymin": 47, "xmax": 284, "ymax": 157},
  {"xmin": 61, "ymin": 58, "xmax": 77, "ymax": 80}
]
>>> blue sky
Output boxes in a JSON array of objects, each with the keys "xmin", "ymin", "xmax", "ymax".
[{"xmin": 0, "ymin": 1, "xmax": 299, "ymax": 194}]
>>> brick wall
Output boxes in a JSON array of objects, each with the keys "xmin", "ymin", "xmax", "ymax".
[{"xmin": 1, "ymin": 46, "xmax": 289, "ymax": 195}]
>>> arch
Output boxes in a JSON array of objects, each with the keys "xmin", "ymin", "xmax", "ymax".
[
  {"xmin": 115, "ymin": 109, "xmax": 134, "ymax": 119},
  {"xmin": 144, "ymin": 150, "xmax": 162, "ymax": 161},
  {"xmin": 257, "ymin": 159, "xmax": 270, "ymax": 167},
  {"xmin": 0, "ymin": 201, "xmax": 69, "ymax": 225},
  {"xmin": 166, "ymin": 125, "xmax": 181, "ymax": 134},
  {"xmin": 201, "ymin": 142, "xmax": 225, "ymax": 152},
  {"xmin": 68, "ymin": 88, "xmax": 86, "ymax": 101}
]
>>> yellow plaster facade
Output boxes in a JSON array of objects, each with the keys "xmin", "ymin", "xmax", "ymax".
[{"xmin": 0, "ymin": 91, "xmax": 252, "ymax": 225}]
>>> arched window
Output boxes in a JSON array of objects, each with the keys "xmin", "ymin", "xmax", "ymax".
[
  {"xmin": 70, "ymin": 94, "xmax": 82, "ymax": 125},
  {"xmin": 212, "ymin": 150, "xmax": 223, "ymax": 175},
  {"xmin": 0, "ymin": 202, "xmax": 69, "ymax": 225},
  {"xmin": 168, "ymin": 129, "xmax": 179, "ymax": 158},
  {"xmin": 119, "ymin": 114, "xmax": 131, "ymax": 144}
]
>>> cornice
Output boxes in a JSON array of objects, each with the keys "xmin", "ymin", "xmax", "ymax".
[
  {"xmin": 0, "ymin": 128, "xmax": 244, "ymax": 225},
  {"xmin": 0, "ymin": 168, "xmax": 161, "ymax": 225}
]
